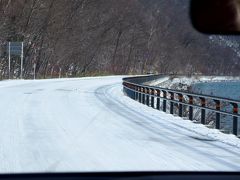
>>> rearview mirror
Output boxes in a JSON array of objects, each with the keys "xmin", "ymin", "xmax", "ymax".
[{"xmin": 190, "ymin": 0, "xmax": 240, "ymax": 34}]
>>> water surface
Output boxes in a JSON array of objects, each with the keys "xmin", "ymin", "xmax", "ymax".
[{"xmin": 191, "ymin": 81, "xmax": 240, "ymax": 100}]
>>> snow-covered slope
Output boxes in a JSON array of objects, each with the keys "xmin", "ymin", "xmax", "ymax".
[
  {"xmin": 0, "ymin": 76, "xmax": 240, "ymax": 172},
  {"xmin": 146, "ymin": 76, "xmax": 240, "ymax": 91}
]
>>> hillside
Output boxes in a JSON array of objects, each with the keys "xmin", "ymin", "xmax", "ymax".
[{"xmin": 0, "ymin": 0, "xmax": 239, "ymax": 79}]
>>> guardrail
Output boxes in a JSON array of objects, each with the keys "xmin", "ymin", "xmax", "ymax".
[{"xmin": 122, "ymin": 75, "xmax": 240, "ymax": 136}]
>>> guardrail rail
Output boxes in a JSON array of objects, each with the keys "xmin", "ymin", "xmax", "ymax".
[{"xmin": 122, "ymin": 75, "xmax": 240, "ymax": 136}]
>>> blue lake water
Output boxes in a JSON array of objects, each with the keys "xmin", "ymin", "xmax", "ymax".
[
  {"xmin": 191, "ymin": 81, "xmax": 240, "ymax": 100},
  {"xmin": 191, "ymin": 81, "xmax": 240, "ymax": 133}
]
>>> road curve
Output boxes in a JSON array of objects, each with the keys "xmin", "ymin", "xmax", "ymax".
[{"xmin": 0, "ymin": 76, "xmax": 239, "ymax": 172}]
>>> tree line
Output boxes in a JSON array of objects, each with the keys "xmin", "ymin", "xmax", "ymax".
[{"xmin": 0, "ymin": 0, "xmax": 239, "ymax": 79}]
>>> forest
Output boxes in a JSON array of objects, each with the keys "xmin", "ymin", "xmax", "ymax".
[{"xmin": 0, "ymin": 0, "xmax": 239, "ymax": 79}]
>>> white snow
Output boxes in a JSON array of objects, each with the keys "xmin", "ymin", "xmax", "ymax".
[{"xmin": 0, "ymin": 76, "xmax": 239, "ymax": 172}]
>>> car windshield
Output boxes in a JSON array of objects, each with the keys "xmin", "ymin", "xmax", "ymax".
[{"xmin": 0, "ymin": 0, "xmax": 240, "ymax": 173}]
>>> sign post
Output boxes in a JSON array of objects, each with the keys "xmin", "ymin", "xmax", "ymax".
[
  {"xmin": 20, "ymin": 42, "xmax": 23, "ymax": 79},
  {"xmin": 33, "ymin": 63, "xmax": 36, "ymax": 80},
  {"xmin": 8, "ymin": 42, "xmax": 10, "ymax": 79}
]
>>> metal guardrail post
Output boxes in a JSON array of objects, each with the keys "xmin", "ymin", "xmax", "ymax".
[
  {"xmin": 178, "ymin": 93, "xmax": 183, "ymax": 117},
  {"xmin": 139, "ymin": 87, "xmax": 142, "ymax": 103},
  {"xmin": 146, "ymin": 88, "xmax": 150, "ymax": 106},
  {"xmin": 169, "ymin": 92, "xmax": 174, "ymax": 114},
  {"xmin": 232, "ymin": 103, "xmax": 238, "ymax": 136},
  {"xmin": 135, "ymin": 86, "xmax": 138, "ymax": 101},
  {"xmin": 188, "ymin": 95, "xmax": 193, "ymax": 120},
  {"xmin": 122, "ymin": 82, "xmax": 126, "ymax": 94},
  {"xmin": 142, "ymin": 88, "xmax": 146, "ymax": 104},
  {"xmin": 156, "ymin": 90, "xmax": 160, "ymax": 110},
  {"xmin": 200, "ymin": 97, "xmax": 206, "ymax": 124},
  {"xmin": 214, "ymin": 100, "xmax": 221, "ymax": 129},
  {"xmin": 151, "ymin": 89, "xmax": 154, "ymax": 108},
  {"xmin": 162, "ymin": 90, "xmax": 167, "ymax": 112}
]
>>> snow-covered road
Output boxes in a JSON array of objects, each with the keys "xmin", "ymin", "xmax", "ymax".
[{"xmin": 0, "ymin": 76, "xmax": 240, "ymax": 172}]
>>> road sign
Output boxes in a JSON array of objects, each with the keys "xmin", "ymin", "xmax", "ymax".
[
  {"xmin": 7, "ymin": 42, "xmax": 22, "ymax": 55},
  {"xmin": 7, "ymin": 42, "xmax": 24, "ymax": 79}
]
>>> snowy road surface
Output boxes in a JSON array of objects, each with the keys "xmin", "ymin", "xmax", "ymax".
[{"xmin": 0, "ymin": 76, "xmax": 240, "ymax": 172}]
